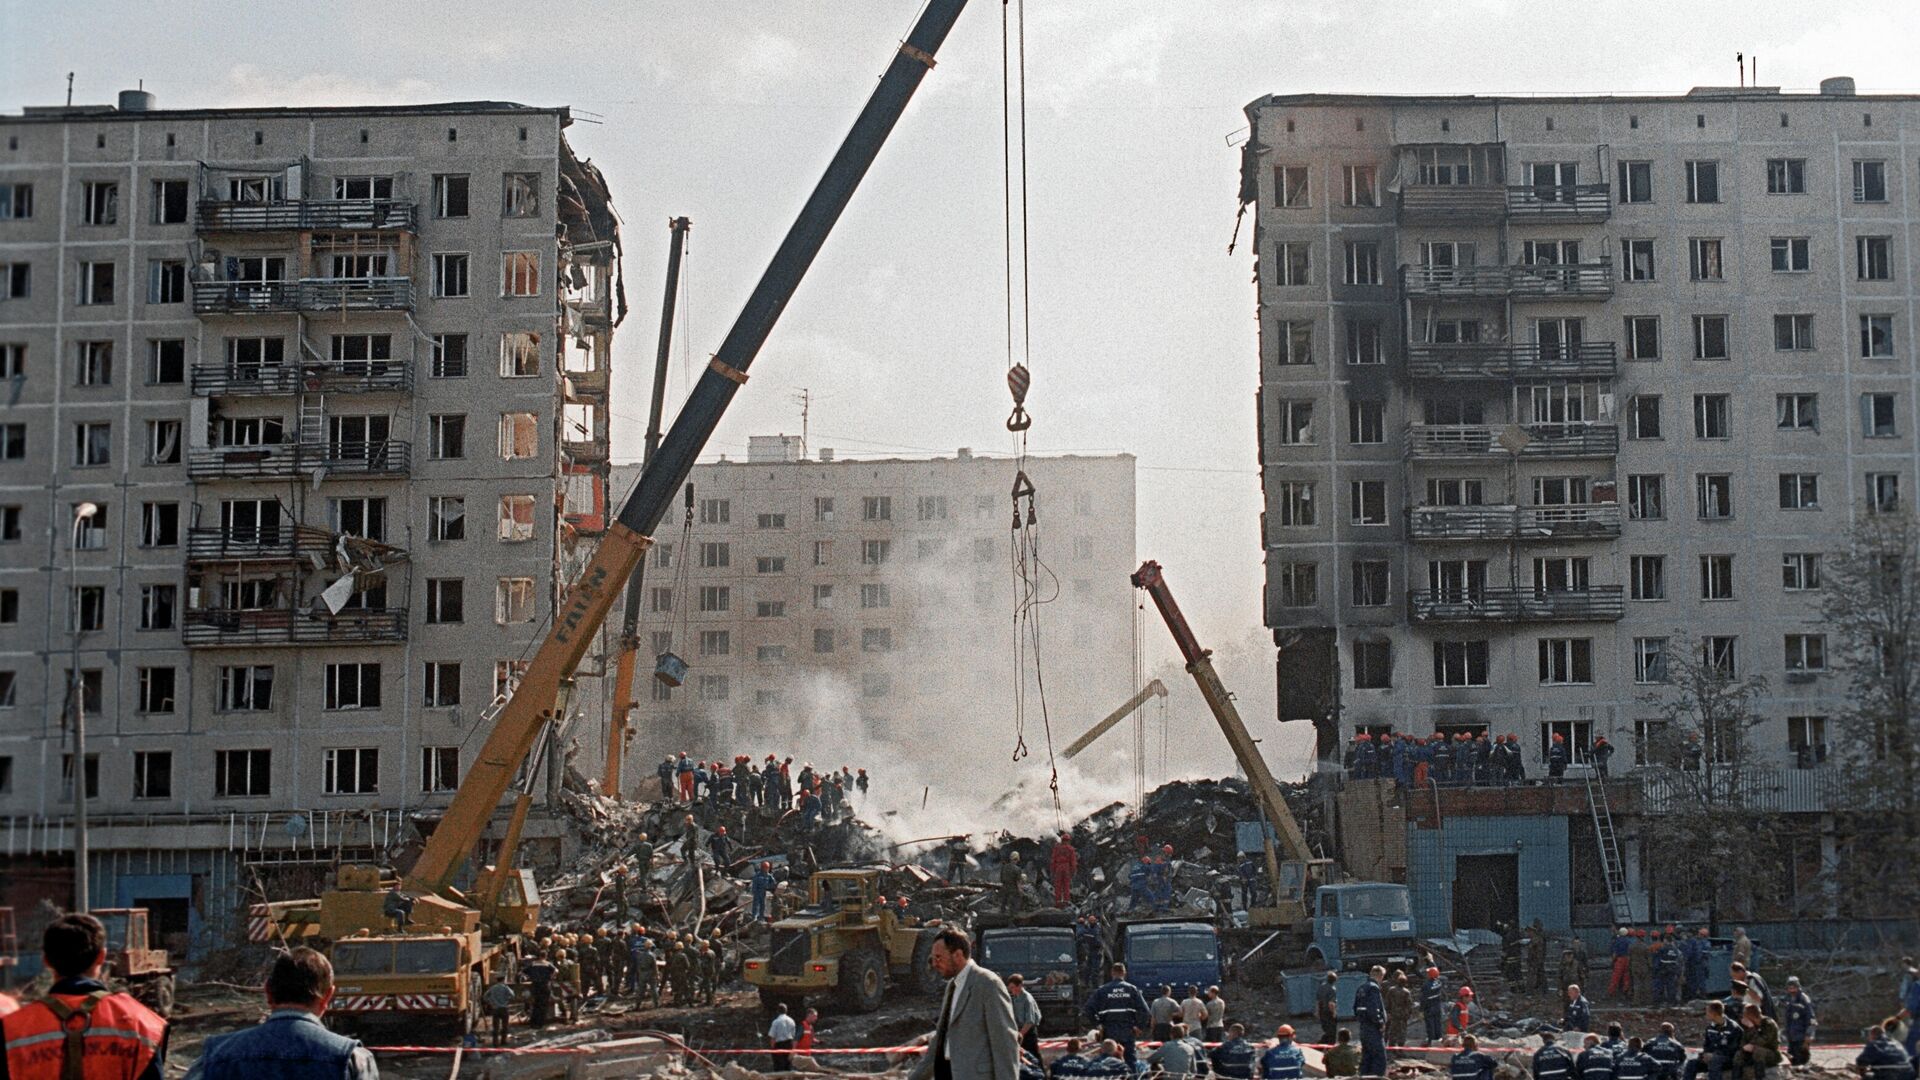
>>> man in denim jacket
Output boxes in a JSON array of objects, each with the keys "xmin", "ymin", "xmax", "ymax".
[{"xmin": 188, "ymin": 948, "xmax": 377, "ymax": 1080}]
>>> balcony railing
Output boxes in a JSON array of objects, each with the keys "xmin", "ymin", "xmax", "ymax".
[
  {"xmin": 1506, "ymin": 183, "xmax": 1612, "ymax": 221},
  {"xmin": 187, "ymin": 440, "xmax": 412, "ymax": 480},
  {"xmin": 186, "ymin": 525, "xmax": 339, "ymax": 563},
  {"xmin": 1409, "ymin": 585, "xmax": 1625, "ymax": 623},
  {"xmin": 1407, "ymin": 423, "xmax": 1618, "ymax": 460},
  {"xmin": 1401, "ymin": 261, "xmax": 1614, "ymax": 300},
  {"xmin": 1631, "ymin": 764, "xmax": 1889, "ymax": 815},
  {"xmin": 1398, "ymin": 184, "xmax": 1508, "ymax": 221},
  {"xmin": 1406, "ymin": 341, "xmax": 1617, "ymax": 381},
  {"xmin": 193, "ymin": 278, "xmax": 413, "ymax": 315},
  {"xmin": 196, "ymin": 199, "xmax": 417, "ymax": 233},
  {"xmin": 1408, "ymin": 502, "xmax": 1622, "ymax": 541},
  {"xmin": 191, "ymin": 360, "xmax": 411, "ymax": 397},
  {"xmin": 182, "ymin": 607, "xmax": 407, "ymax": 647}
]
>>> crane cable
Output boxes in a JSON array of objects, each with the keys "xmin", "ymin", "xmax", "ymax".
[{"xmin": 999, "ymin": 0, "xmax": 1061, "ymax": 826}]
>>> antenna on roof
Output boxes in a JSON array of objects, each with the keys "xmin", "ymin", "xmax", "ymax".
[
  {"xmin": 66, "ymin": 72, "xmax": 74, "ymax": 107},
  {"xmin": 1736, "ymin": 52, "xmax": 1744, "ymax": 88}
]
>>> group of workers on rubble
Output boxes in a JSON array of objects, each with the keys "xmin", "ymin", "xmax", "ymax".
[{"xmin": 655, "ymin": 751, "xmax": 868, "ymax": 826}]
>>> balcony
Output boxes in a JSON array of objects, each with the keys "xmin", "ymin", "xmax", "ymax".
[
  {"xmin": 1506, "ymin": 183, "xmax": 1612, "ymax": 222},
  {"xmin": 1409, "ymin": 585, "xmax": 1625, "ymax": 623},
  {"xmin": 187, "ymin": 440, "xmax": 411, "ymax": 480},
  {"xmin": 196, "ymin": 199, "xmax": 417, "ymax": 233},
  {"xmin": 1406, "ymin": 342, "xmax": 1617, "ymax": 382},
  {"xmin": 1406, "ymin": 423, "xmax": 1618, "ymax": 460},
  {"xmin": 1401, "ymin": 261, "xmax": 1614, "ymax": 301},
  {"xmin": 1408, "ymin": 503, "xmax": 1622, "ymax": 542},
  {"xmin": 193, "ymin": 278, "xmax": 413, "ymax": 315},
  {"xmin": 1398, "ymin": 184, "xmax": 1507, "ymax": 222},
  {"xmin": 186, "ymin": 525, "xmax": 337, "ymax": 564},
  {"xmin": 191, "ymin": 360, "xmax": 411, "ymax": 397},
  {"xmin": 564, "ymin": 368, "xmax": 609, "ymax": 400},
  {"xmin": 183, "ymin": 606, "xmax": 407, "ymax": 647}
]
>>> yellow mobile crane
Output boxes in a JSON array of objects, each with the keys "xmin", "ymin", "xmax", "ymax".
[{"xmin": 261, "ymin": 1, "xmax": 975, "ymax": 1030}]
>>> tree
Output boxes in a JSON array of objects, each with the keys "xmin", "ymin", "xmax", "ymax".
[
  {"xmin": 1820, "ymin": 513, "xmax": 1920, "ymax": 913},
  {"xmin": 1636, "ymin": 640, "xmax": 1782, "ymax": 926}
]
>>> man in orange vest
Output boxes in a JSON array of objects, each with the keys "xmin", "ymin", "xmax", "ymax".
[{"xmin": 0, "ymin": 913, "xmax": 168, "ymax": 1080}]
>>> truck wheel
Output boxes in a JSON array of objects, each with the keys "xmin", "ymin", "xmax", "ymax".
[
  {"xmin": 909, "ymin": 931, "xmax": 943, "ymax": 995},
  {"xmin": 151, "ymin": 975, "xmax": 175, "ymax": 1019},
  {"xmin": 837, "ymin": 950, "xmax": 886, "ymax": 1013}
]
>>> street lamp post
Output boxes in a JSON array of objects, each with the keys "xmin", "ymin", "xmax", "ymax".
[{"xmin": 70, "ymin": 501, "xmax": 98, "ymax": 914}]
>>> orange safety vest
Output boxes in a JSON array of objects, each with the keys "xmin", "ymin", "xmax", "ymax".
[{"xmin": 1, "ymin": 991, "xmax": 165, "ymax": 1080}]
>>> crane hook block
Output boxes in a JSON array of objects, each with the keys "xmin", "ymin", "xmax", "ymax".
[
  {"xmin": 1011, "ymin": 470, "xmax": 1035, "ymax": 501},
  {"xmin": 1005, "ymin": 363, "xmax": 1032, "ymax": 431}
]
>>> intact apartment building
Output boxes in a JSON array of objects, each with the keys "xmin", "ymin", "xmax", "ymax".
[
  {"xmin": 0, "ymin": 92, "xmax": 620, "ymax": 954},
  {"xmin": 1242, "ymin": 80, "xmax": 1917, "ymax": 925},
  {"xmin": 607, "ymin": 440, "xmax": 1136, "ymax": 793}
]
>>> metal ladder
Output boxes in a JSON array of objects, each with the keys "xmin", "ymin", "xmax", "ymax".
[
  {"xmin": 296, "ymin": 326, "xmax": 327, "ymax": 444},
  {"xmin": 1583, "ymin": 767, "xmax": 1634, "ymax": 923}
]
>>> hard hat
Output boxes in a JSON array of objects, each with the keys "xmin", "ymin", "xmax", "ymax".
[
  {"xmin": 717, "ymin": 826, "xmax": 727, "ymax": 835},
  {"xmin": 1459, "ymin": 986, "xmax": 1475, "ymax": 998},
  {"xmin": 1426, "ymin": 967, "xmax": 1440, "ymax": 978},
  {"xmin": 1276, "ymin": 1025, "xmax": 1295, "ymax": 1039},
  {"xmin": 1162, "ymin": 844, "xmax": 1174, "ymax": 853},
  {"xmin": 1553, "ymin": 733, "xmax": 1566, "ymax": 742}
]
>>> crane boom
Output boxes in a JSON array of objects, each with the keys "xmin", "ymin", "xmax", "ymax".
[
  {"xmin": 1062, "ymin": 680, "xmax": 1169, "ymax": 760},
  {"xmin": 405, "ymin": 0, "xmax": 972, "ymax": 895},
  {"xmin": 605, "ymin": 215, "xmax": 692, "ymax": 799},
  {"xmin": 1130, "ymin": 560, "xmax": 1314, "ymax": 866}
]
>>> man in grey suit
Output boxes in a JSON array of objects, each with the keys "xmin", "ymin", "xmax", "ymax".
[{"xmin": 910, "ymin": 928, "xmax": 1020, "ymax": 1080}]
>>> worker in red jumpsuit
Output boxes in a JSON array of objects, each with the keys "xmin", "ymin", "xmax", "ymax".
[{"xmin": 1050, "ymin": 833, "xmax": 1079, "ymax": 907}]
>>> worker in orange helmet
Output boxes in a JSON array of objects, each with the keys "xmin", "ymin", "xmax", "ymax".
[
  {"xmin": 1050, "ymin": 832, "xmax": 1079, "ymax": 907},
  {"xmin": 1548, "ymin": 732, "xmax": 1570, "ymax": 781},
  {"xmin": 1447, "ymin": 984, "xmax": 1479, "ymax": 1037}
]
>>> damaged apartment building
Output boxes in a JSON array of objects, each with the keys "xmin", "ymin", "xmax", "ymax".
[
  {"xmin": 1240, "ymin": 81, "xmax": 1917, "ymax": 936},
  {"xmin": 0, "ymin": 93, "xmax": 622, "ymax": 958}
]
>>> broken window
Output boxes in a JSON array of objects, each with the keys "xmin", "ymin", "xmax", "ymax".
[
  {"xmin": 499, "ymin": 412, "xmax": 538, "ymax": 460},
  {"xmin": 420, "ymin": 744, "xmax": 460, "ymax": 789},
  {"xmin": 217, "ymin": 669, "xmax": 274, "ymax": 713},
  {"xmin": 322, "ymin": 747, "xmax": 379, "ymax": 793},
  {"xmin": 495, "ymin": 577, "xmax": 536, "ymax": 624},
  {"xmin": 76, "ymin": 260, "xmax": 114, "ymax": 304},
  {"xmin": 502, "ymin": 251, "xmax": 539, "ymax": 296},
  {"xmin": 74, "ymin": 421, "xmax": 110, "ymax": 466},
  {"xmin": 150, "ymin": 179, "xmax": 187, "ymax": 224},
  {"xmin": 328, "ymin": 496, "xmax": 387, "ymax": 541},
  {"xmin": 216, "ymin": 748, "xmax": 272, "ymax": 795},
  {"xmin": 147, "ymin": 339, "xmax": 184, "ymax": 384},
  {"xmin": 323, "ymin": 665, "xmax": 382, "ymax": 712},
  {"xmin": 433, "ymin": 333, "xmax": 469, "ymax": 377},
  {"xmin": 495, "ymin": 661, "xmax": 528, "ymax": 699},
  {"xmin": 426, "ymin": 578, "xmax": 464, "ymax": 624},
  {"xmin": 69, "ymin": 585, "xmax": 105, "ymax": 632},
  {"xmin": 433, "ymin": 252, "xmax": 469, "ymax": 297},
  {"xmin": 331, "ymin": 176, "xmax": 393, "ymax": 200},
  {"xmin": 503, "ymin": 173, "xmax": 539, "ymax": 217},
  {"xmin": 501, "ymin": 331, "xmax": 540, "ymax": 376},
  {"xmin": 139, "ymin": 502, "xmax": 178, "ymax": 547},
  {"xmin": 330, "ymin": 333, "xmax": 392, "ymax": 375},
  {"xmin": 148, "ymin": 260, "xmax": 185, "ymax": 304},
  {"xmin": 433, "ymin": 174, "xmax": 470, "ymax": 218},
  {"xmin": 1273, "ymin": 165, "xmax": 1309, "ymax": 207},
  {"xmin": 138, "ymin": 585, "xmax": 175, "ymax": 631},
  {"xmin": 498, "ymin": 495, "xmax": 535, "ymax": 542},
  {"xmin": 82, "ymin": 181, "xmax": 118, "ymax": 225},
  {"xmin": 76, "ymin": 340, "xmax": 111, "ymax": 386},
  {"xmin": 430, "ymin": 496, "xmax": 465, "ymax": 541}
]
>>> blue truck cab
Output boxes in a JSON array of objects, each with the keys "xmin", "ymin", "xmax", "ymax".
[
  {"xmin": 1114, "ymin": 919, "xmax": 1222, "ymax": 994},
  {"xmin": 1306, "ymin": 883, "xmax": 1418, "ymax": 971}
]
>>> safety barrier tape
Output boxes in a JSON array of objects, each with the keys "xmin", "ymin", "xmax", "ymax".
[{"xmin": 360, "ymin": 1039, "xmax": 1871, "ymax": 1057}]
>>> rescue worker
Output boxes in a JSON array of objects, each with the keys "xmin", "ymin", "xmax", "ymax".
[
  {"xmin": 1616, "ymin": 1038, "xmax": 1657, "ymax": 1080},
  {"xmin": 1144, "ymin": 1023, "xmax": 1204, "ymax": 1079},
  {"xmin": 1419, "ymin": 965, "xmax": 1446, "ymax": 1045},
  {"xmin": 1259, "ymin": 1025, "xmax": 1306, "ymax": 1080},
  {"xmin": 1535, "ymin": 1030, "xmax": 1577, "ymax": 1080},
  {"xmin": 1076, "ymin": 916, "xmax": 1106, "ymax": 985},
  {"xmin": 1128, "ymin": 855, "xmax": 1153, "ymax": 911},
  {"xmin": 1731, "ymin": 1003, "xmax": 1781, "ymax": 1080},
  {"xmin": 634, "ymin": 832, "xmax": 656, "ymax": 873},
  {"xmin": 1855, "ymin": 1025, "xmax": 1915, "ymax": 1080},
  {"xmin": 698, "ymin": 944, "xmax": 720, "ymax": 1006},
  {"xmin": 609, "ymin": 866, "xmax": 632, "ymax": 929},
  {"xmin": 1000, "ymin": 851, "xmax": 1026, "ymax": 913},
  {"xmin": 1646, "ymin": 1024, "xmax": 1688, "ymax": 1080},
  {"xmin": 555, "ymin": 948, "xmax": 581, "ymax": 1022},
  {"xmin": 664, "ymin": 942, "xmax": 691, "ymax": 1006},
  {"xmin": 1654, "ymin": 932, "xmax": 1683, "ymax": 1004},
  {"xmin": 0, "ymin": 914, "xmax": 168, "ymax": 1080},
  {"xmin": 1549, "ymin": 732, "xmax": 1570, "ymax": 781},
  {"xmin": 1316, "ymin": 970, "xmax": 1341, "ymax": 1045},
  {"xmin": 1781, "ymin": 976, "xmax": 1816, "ymax": 1066},
  {"xmin": 1204, "ymin": 986, "xmax": 1227, "ymax": 1043},
  {"xmin": 1083, "ymin": 962, "xmax": 1151, "ymax": 1067},
  {"xmin": 1683, "ymin": 929, "xmax": 1711, "ymax": 1002},
  {"xmin": 1732, "ymin": 929, "xmax": 1753, "ymax": 970},
  {"xmin": 1564, "ymin": 983, "xmax": 1593, "ymax": 1033},
  {"xmin": 1050, "ymin": 833, "xmax": 1079, "ymax": 907},
  {"xmin": 1385, "ymin": 970, "xmax": 1415, "ymax": 1048},
  {"xmin": 521, "ymin": 948, "xmax": 556, "ymax": 1027},
  {"xmin": 946, "ymin": 835, "xmax": 971, "ymax": 883},
  {"xmin": 1354, "ymin": 966, "xmax": 1388, "ymax": 1077},
  {"xmin": 1578, "ymin": 1033, "xmax": 1618, "ymax": 1080},
  {"xmin": 1609, "ymin": 927, "xmax": 1634, "ymax": 1000},
  {"xmin": 709, "ymin": 826, "xmax": 733, "ymax": 867},
  {"xmin": 1525, "ymin": 918, "xmax": 1549, "ymax": 991},
  {"xmin": 483, "ymin": 970, "xmax": 516, "ymax": 1047},
  {"xmin": 1323, "ymin": 1030, "xmax": 1360, "ymax": 1077},
  {"xmin": 1452, "ymin": 1034, "xmax": 1498, "ymax": 1080},
  {"xmin": 630, "ymin": 929, "xmax": 659, "ymax": 1007},
  {"xmin": 578, "ymin": 931, "xmax": 602, "ymax": 997},
  {"xmin": 1599, "ymin": 1022, "xmax": 1629, "ymax": 1061},
  {"xmin": 1592, "ymin": 736, "xmax": 1616, "ymax": 779},
  {"xmin": 1447, "ymin": 985, "xmax": 1479, "ymax": 1038},
  {"xmin": 675, "ymin": 751, "xmax": 695, "ymax": 801},
  {"xmin": 1684, "ymin": 1001, "xmax": 1741, "ymax": 1080},
  {"xmin": 657, "ymin": 755, "xmax": 676, "ymax": 800},
  {"xmin": 1631, "ymin": 930, "xmax": 1655, "ymax": 1006},
  {"xmin": 751, "ymin": 861, "xmax": 777, "ymax": 921},
  {"xmin": 597, "ymin": 930, "xmax": 623, "ymax": 996},
  {"xmin": 1210, "ymin": 1023, "xmax": 1256, "ymax": 1080},
  {"xmin": 856, "ymin": 768, "xmax": 870, "ymax": 800}
]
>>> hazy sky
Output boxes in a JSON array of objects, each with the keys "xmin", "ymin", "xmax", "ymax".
[{"xmin": 7, "ymin": 0, "xmax": 1919, "ymax": 740}]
